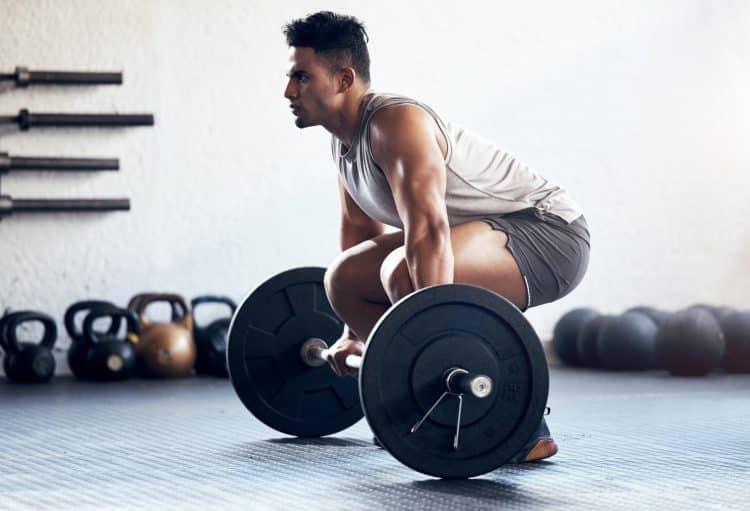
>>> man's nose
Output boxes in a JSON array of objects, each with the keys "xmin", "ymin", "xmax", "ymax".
[{"xmin": 284, "ymin": 80, "xmax": 296, "ymax": 100}]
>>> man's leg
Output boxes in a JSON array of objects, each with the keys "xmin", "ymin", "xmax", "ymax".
[
  {"xmin": 325, "ymin": 221, "xmax": 558, "ymax": 462},
  {"xmin": 325, "ymin": 222, "xmax": 528, "ymax": 343},
  {"xmin": 379, "ymin": 220, "xmax": 557, "ymax": 463},
  {"xmin": 379, "ymin": 221, "xmax": 527, "ymax": 308},
  {"xmin": 323, "ymin": 231, "xmax": 404, "ymax": 344}
]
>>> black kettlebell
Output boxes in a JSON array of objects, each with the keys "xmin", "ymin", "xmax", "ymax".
[
  {"xmin": 0, "ymin": 310, "xmax": 57, "ymax": 383},
  {"xmin": 80, "ymin": 305, "xmax": 140, "ymax": 381},
  {"xmin": 191, "ymin": 295, "xmax": 237, "ymax": 377},
  {"xmin": 65, "ymin": 300, "xmax": 123, "ymax": 380}
]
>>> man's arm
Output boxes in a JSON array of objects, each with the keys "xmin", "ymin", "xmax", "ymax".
[
  {"xmin": 338, "ymin": 175, "xmax": 386, "ymax": 251},
  {"xmin": 369, "ymin": 104, "xmax": 454, "ymax": 287}
]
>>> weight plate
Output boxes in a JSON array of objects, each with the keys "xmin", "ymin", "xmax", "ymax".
[
  {"xmin": 227, "ymin": 267, "xmax": 363, "ymax": 437},
  {"xmin": 360, "ymin": 284, "xmax": 548, "ymax": 479}
]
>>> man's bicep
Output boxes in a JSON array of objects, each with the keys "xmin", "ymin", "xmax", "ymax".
[{"xmin": 370, "ymin": 107, "xmax": 449, "ymax": 230}]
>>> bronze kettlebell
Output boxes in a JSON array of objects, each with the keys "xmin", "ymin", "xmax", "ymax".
[{"xmin": 128, "ymin": 293, "xmax": 195, "ymax": 377}]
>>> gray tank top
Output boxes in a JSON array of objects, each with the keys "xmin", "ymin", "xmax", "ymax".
[{"xmin": 332, "ymin": 92, "xmax": 583, "ymax": 227}]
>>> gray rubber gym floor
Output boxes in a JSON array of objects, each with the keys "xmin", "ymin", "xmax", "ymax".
[{"xmin": 1, "ymin": 368, "xmax": 748, "ymax": 511}]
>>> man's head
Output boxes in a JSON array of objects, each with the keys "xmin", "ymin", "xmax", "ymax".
[{"xmin": 283, "ymin": 11, "xmax": 370, "ymax": 128}]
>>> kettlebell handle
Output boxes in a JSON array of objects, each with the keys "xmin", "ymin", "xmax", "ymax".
[
  {"xmin": 191, "ymin": 295, "xmax": 237, "ymax": 326},
  {"xmin": 129, "ymin": 293, "xmax": 190, "ymax": 327},
  {"xmin": 127, "ymin": 293, "xmax": 178, "ymax": 320},
  {"xmin": 0, "ymin": 310, "xmax": 57, "ymax": 353},
  {"xmin": 64, "ymin": 300, "xmax": 122, "ymax": 341},
  {"xmin": 82, "ymin": 305, "xmax": 140, "ymax": 345}
]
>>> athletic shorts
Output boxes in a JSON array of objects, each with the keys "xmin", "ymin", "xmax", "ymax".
[{"xmin": 480, "ymin": 208, "xmax": 591, "ymax": 311}]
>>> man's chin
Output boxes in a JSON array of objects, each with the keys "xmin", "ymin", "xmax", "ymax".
[{"xmin": 294, "ymin": 118, "xmax": 314, "ymax": 128}]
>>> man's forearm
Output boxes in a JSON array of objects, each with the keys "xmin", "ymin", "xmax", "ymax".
[{"xmin": 406, "ymin": 232, "xmax": 454, "ymax": 288}]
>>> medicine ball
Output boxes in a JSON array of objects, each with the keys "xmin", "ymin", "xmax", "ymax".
[
  {"xmin": 597, "ymin": 312, "xmax": 658, "ymax": 371},
  {"xmin": 719, "ymin": 310, "xmax": 750, "ymax": 373},
  {"xmin": 655, "ymin": 308, "xmax": 724, "ymax": 377},
  {"xmin": 624, "ymin": 306, "xmax": 670, "ymax": 326},
  {"xmin": 576, "ymin": 314, "xmax": 611, "ymax": 368},
  {"xmin": 687, "ymin": 304, "xmax": 734, "ymax": 321},
  {"xmin": 552, "ymin": 308, "xmax": 599, "ymax": 366}
]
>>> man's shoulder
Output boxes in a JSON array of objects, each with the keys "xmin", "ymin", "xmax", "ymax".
[{"xmin": 368, "ymin": 101, "xmax": 431, "ymax": 136}]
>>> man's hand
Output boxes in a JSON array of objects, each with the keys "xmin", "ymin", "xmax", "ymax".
[{"xmin": 326, "ymin": 337, "xmax": 364, "ymax": 377}]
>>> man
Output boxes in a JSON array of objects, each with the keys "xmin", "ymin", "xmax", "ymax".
[{"xmin": 283, "ymin": 11, "xmax": 590, "ymax": 463}]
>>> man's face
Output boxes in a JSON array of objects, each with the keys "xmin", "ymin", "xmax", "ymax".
[{"xmin": 284, "ymin": 47, "xmax": 338, "ymax": 128}]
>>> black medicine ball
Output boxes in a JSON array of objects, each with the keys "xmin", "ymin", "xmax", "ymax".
[
  {"xmin": 576, "ymin": 314, "xmax": 611, "ymax": 368},
  {"xmin": 598, "ymin": 312, "xmax": 658, "ymax": 371},
  {"xmin": 624, "ymin": 306, "xmax": 670, "ymax": 326},
  {"xmin": 719, "ymin": 310, "xmax": 750, "ymax": 373},
  {"xmin": 655, "ymin": 308, "xmax": 725, "ymax": 377},
  {"xmin": 552, "ymin": 308, "xmax": 599, "ymax": 366}
]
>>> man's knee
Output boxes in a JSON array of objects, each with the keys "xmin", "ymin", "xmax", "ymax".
[
  {"xmin": 323, "ymin": 250, "xmax": 361, "ymax": 303},
  {"xmin": 380, "ymin": 248, "xmax": 413, "ymax": 303}
]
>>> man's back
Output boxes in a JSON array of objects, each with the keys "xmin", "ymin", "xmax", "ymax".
[{"xmin": 333, "ymin": 91, "xmax": 583, "ymax": 227}]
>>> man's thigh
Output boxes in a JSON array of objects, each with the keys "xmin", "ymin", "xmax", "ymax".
[
  {"xmin": 451, "ymin": 221, "xmax": 527, "ymax": 308},
  {"xmin": 381, "ymin": 221, "xmax": 527, "ymax": 309}
]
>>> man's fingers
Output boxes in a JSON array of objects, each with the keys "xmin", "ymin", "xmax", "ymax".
[
  {"xmin": 335, "ymin": 352, "xmax": 350, "ymax": 376},
  {"xmin": 326, "ymin": 345, "xmax": 362, "ymax": 377},
  {"xmin": 339, "ymin": 353, "xmax": 359, "ymax": 378},
  {"xmin": 326, "ymin": 353, "xmax": 341, "ymax": 376}
]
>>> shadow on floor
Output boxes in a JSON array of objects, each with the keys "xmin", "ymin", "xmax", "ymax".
[{"xmin": 225, "ymin": 436, "xmax": 564, "ymax": 507}]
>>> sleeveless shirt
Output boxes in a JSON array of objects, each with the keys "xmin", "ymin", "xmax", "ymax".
[{"xmin": 332, "ymin": 92, "xmax": 583, "ymax": 227}]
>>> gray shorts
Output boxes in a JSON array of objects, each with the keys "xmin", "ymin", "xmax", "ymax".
[{"xmin": 481, "ymin": 208, "xmax": 591, "ymax": 311}]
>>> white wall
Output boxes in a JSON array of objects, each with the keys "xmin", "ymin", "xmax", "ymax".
[{"xmin": 0, "ymin": 0, "xmax": 748, "ymax": 364}]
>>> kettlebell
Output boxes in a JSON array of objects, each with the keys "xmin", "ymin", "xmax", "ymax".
[
  {"xmin": 80, "ymin": 305, "xmax": 140, "ymax": 381},
  {"xmin": 191, "ymin": 295, "xmax": 237, "ymax": 377},
  {"xmin": 129, "ymin": 293, "xmax": 196, "ymax": 378},
  {"xmin": 65, "ymin": 300, "xmax": 123, "ymax": 379},
  {"xmin": 0, "ymin": 310, "xmax": 57, "ymax": 383}
]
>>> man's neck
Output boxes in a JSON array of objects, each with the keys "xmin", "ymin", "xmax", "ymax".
[{"xmin": 323, "ymin": 88, "xmax": 370, "ymax": 149}]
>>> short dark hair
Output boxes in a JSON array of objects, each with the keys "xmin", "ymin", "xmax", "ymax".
[{"xmin": 283, "ymin": 11, "xmax": 371, "ymax": 84}]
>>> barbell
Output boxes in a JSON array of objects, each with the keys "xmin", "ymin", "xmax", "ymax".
[
  {"xmin": 299, "ymin": 338, "xmax": 493, "ymax": 399},
  {"xmin": 227, "ymin": 267, "xmax": 548, "ymax": 479}
]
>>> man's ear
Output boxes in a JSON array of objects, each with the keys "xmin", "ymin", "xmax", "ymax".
[{"xmin": 338, "ymin": 67, "xmax": 356, "ymax": 92}]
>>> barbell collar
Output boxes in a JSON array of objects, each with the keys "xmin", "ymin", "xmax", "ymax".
[{"xmin": 445, "ymin": 368, "xmax": 493, "ymax": 398}]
